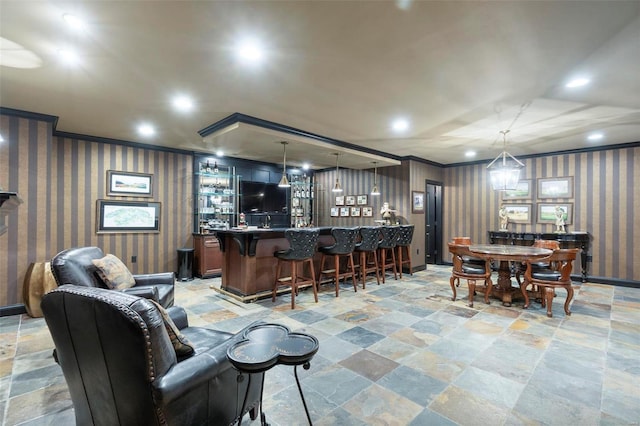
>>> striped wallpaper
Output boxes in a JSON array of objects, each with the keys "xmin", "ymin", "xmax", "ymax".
[{"xmin": 0, "ymin": 111, "xmax": 637, "ymax": 308}]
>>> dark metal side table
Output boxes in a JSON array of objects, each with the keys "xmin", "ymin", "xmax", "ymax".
[{"xmin": 227, "ymin": 323, "xmax": 319, "ymax": 426}]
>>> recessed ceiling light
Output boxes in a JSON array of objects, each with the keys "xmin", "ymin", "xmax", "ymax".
[
  {"xmin": 465, "ymin": 150, "xmax": 476, "ymax": 158},
  {"xmin": 565, "ymin": 77, "xmax": 590, "ymax": 88},
  {"xmin": 172, "ymin": 95, "xmax": 194, "ymax": 112},
  {"xmin": 216, "ymin": 150, "xmax": 224, "ymax": 157},
  {"xmin": 302, "ymin": 163, "xmax": 310, "ymax": 170},
  {"xmin": 236, "ymin": 39, "xmax": 265, "ymax": 64},
  {"xmin": 391, "ymin": 118, "xmax": 410, "ymax": 133},
  {"xmin": 137, "ymin": 123, "xmax": 155, "ymax": 137},
  {"xmin": 58, "ymin": 49, "xmax": 80, "ymax": 66},
  {"xmin": 62, "ymin": 14, "xmax": 87, "ymax": 32},
  {"xmin": 587, "ymin": 132, "xmax": 604, "ymax": 141}
]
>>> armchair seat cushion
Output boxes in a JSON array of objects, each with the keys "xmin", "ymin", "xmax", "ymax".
[
  {"xmin": 462, "ymin": 264, "xmax": 488, "ymax": 275},
  {"xmin": 532, "ymin": 269, "xmax": 562, "ymax": 281}
]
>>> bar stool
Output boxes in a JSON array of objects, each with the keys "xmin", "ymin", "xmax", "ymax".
[
  {"xmin": 377, "ymin": 226, "xmax": 400, "ymax": 283},
  {"xmin": 395, "ymin": 225, "xmax": 414, "ymax": 278},
  {"xmin": 318, "ymin": 227, "xmax": 359, "ymax": 297},
  {"xmin": 354, "ymin": 226, "xmax": 381, "ymax": 288},
  {"xmin": 273, "ymin": 228, "xmax": 320, "ymax": 309}
]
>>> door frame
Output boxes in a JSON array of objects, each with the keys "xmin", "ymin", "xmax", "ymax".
[{"xmin": 425, "ymin": 180, "xmax": 443, "ymax": 265}]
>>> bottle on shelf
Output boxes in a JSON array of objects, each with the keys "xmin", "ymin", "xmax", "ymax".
[{"xmin": 205, "ymin": 161, "xmax": 212, "ymax": 173}]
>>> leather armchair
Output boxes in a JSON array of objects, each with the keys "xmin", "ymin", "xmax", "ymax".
[
  {"xmin": 51, "ymin": 246, "xmax": 175, "ymax": 307},
  {"xmin": 41, "ymin": 285, "xmax": 263, "ymax": 426}
]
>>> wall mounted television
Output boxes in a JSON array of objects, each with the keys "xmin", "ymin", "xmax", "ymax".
[{"xmin": 240, "ymin": 181, "xmax": 288, "ymax": 214}]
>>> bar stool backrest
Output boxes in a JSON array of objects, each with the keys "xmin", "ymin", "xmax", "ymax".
[
  {"xmin": 378, "ymin": 226, "xmax": 400, "ymax": 249},
  {"xmin": 356, "ymin": 226, "xmax": 381, "ymax": 252},
  {"xmin": 397, "ymin": 225, "xmax": 414, "ymax": 246},
  {"xmin": 324, "ymin": 227, "xmax": 360, "ymax": 254},
  {"xmin": 279, "ymin": 228, "xmax": 320, "ymax": 260}
]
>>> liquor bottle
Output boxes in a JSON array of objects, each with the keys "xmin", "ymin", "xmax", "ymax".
[
  {"xmin": 206, "ymin": 161, "xmax": 212, "ymax": 173},
  {"xmin": 213, "ymin": 161, "xmax": 219, "ymax": 174}
]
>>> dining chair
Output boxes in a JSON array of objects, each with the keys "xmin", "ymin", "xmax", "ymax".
[
  {"xmin": 448, "ymin": 241, "xmax": 493, "ymax": 307},
  {"xmin": 521, "ymin": 248, "xmax": 579, "ymax": 317}
]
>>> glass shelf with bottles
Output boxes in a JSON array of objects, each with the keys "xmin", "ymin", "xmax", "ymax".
[
  {"xmin": 195, "ymin": 160, "xmax": 237, "ymax": 233},
  {"xmin": 289, "ymin": 174, "xmax": 313, "ymax": 227}
]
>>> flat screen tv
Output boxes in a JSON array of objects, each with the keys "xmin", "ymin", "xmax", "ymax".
[{"xmin": 240, "ymin": 181, "xmax": 288, "ymax": 214}]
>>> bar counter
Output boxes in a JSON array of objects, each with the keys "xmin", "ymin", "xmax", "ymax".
[{"xmin": 215, "ymin": 227, "xmax": 335, "ymax": 299}]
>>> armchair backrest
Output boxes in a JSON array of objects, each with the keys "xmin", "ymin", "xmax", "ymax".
[
  {"xmin": 50, "ymin": 246, "xmax": 109, "ymax": 288},
  {"xmin": 448, "ymin": 242, "xmax": 492, "ymax": 277},
  {"xmin": 526, "ymin": 248, "xmax": 579, "ymax": 283},
  {"xmin": 41, "ymin": 285, "xmax": 177, "ymax": 426}
]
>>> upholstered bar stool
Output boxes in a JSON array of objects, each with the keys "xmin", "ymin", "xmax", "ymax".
[
  {"xmin": 354, "ymin": 226, "xmax": 381, "ymax": 288},
  {"xmin": 273, "ymin": 228, "xmax": 320, "ymax": 309},
  {"xmin": 318, "ymin": 227, "xmax": 359, "ymax": 297},
  {"xmin": 396, "ymin": 224, "xmax": 414, "ymax": 278},
  {"xmin": 377, "ymin": 226, "xmax": 400, "ymax": 283}
]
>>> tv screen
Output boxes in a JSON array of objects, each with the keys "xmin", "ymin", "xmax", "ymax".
[{"xmin": 241, "ymin": 181, "xmax": 288, "ymax": 214}]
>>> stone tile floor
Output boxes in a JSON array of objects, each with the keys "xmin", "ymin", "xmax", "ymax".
[{"xmin": 1, "ymin": 265, "xmax": 639, "ymax": 425}]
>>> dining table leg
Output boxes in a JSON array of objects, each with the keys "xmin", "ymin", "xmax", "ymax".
[{"xmin": 496, "ymin": 260, "xmax": 514, "ymax": 307}]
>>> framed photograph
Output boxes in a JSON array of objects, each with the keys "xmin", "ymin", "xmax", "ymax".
[
  {"xmin": 97, "ymin": 200, "xmax": 160, "ymax": 233},
  {"xmin": 538, "ymin": 203, "xmax": 573, "ymax": 225},
  {"xmin": 362, "ymin": 207, "xmax": 373, "ymax": 217},
  {"xmin": 412, "ymin": 191, "xmax": 425, "ymax": 213},
  {"xmin": 340, "ymin": 207, "xmax": 350, "ymax": 217},
  {"xmin": 346, "ymin": 195, "xmax": 356, "ymax": 206},
  {"xmin": 501, "ymin": 180, "xmax": 531, "ymax": 200},
  {"xmin": 330, "ymin": 207, "xmax": 339, "ymax": 217},
  {"xmin": 351, "ymin": 207, "xmax": 361, "ymax": 217},
  {"xmin": 537, "ymin": 177, "xmax": 573, "ymax": 199},
  {"xmin": 502, "ymin": 203, "xmax": 532, "ymax": 224},
  {"xmin": 335, "ymin": 195, "xmax": 345, "ymax": 206},
  {"xmin": 107, "ymin": 170, "xmax": 153, "ymax": 197},
  {"xmin": 357, "ymin": 194, "xmax": 368, "ymax": 205}
]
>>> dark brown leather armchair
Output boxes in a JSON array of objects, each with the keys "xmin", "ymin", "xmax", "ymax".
[
  {"xmin": 41, "ymin": 285, "xmax": 263, "ymax": 426},
  {"xmin": 51, "ymin": 246, "xmax": 175, "ymax": 307}
]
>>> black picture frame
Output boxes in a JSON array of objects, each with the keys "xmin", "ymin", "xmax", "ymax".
[
  {"xmin": 412, "ymin": 191, "xmax": 424, "ymax": 213},
  {"xmin": 97, "ymin": 200, "xmax": 160, "ymax": 233},
  {"xmin": 107, "ymin": 170, "xmax": 153, "ymax": 197}
]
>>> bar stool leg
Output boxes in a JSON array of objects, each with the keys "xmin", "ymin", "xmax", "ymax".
[
  {"xmin": 290, "ymin": 261, "xmax": 297, "ymax": 310},
  {"xmin": 273, "ymin": 260, "xmax": 282, "ymax": 303},
  {"xmin": 308, "ymin": 259, "xmax": 318, "ymax": 303},
  {"xmin": 397, "ymin": 246, "xmax": 403, "ymax": 278},
  {"xmin": 348, "ymin": 253, "xmax": 357, "ymax": 292},
  {"xmin": 334, "ymin": 255, "xmax": 340, "ymax": 297}
]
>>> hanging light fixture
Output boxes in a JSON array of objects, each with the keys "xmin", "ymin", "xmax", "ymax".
[
  {"xmin": 332, "ymin": 153, "xmax": 343, "ymax": 192},
  {"xmin": 487, "ymin": 130, "xmax": 524, "ymax": 191},
  {"xmin": 370, "ymin": 161, "xmax": 380, "ymax": 195},
  {"xmin": 278, "ymin": 141, "xmax": 290, "ymax": 188}
]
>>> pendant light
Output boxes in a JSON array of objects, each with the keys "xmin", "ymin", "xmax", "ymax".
[
  {"xmin": 370, "ymin": 161, "xmax": 380, "ymax": 195},
  {"xmin": 332, "ymin": 153, "xmax": 343, "ymax": 192},
  {"xmin": 278, "ymin": 141, "xmax": 290, "ymax": 188},
  {"xmin": 487, "ymin": 130, "xmax": 524, "ymax": 191}
]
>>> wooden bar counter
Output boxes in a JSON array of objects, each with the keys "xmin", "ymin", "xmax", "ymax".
[{"xmin": 215, "ymin": 227, "xmax": 334, "ymax": 300}]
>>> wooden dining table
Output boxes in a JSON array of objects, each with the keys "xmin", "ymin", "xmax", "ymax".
[{"xmin": 468, "ymin": 244, "xmax": 553, "ymax": 306}]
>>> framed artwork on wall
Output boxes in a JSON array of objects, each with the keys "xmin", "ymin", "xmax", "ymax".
[
  {"xmin": 412, "ymin": 191, "xmax": 424, "ymax": 213},
  {"xmin": 330, "ymin": 207, "xmax": 339, "ymax": 217},
  {"xmin": 107, "ymin": 170, "xmax": 153, "ymax": 197},
  {"xmin": 346, "ymin": 195, "xmax": 356, "ymax": 206},
  {"xmin": 502, "ymin": 203, "xmax": 532, "ymax": 224},
  {"xmin": 97, "ymin": 200, "xmax": 160, "ymax": 233},
  {"xmin": 357, "ymin": 195, "xmax": 368, "ymax": 205},
  {"xmin": 537, "ymin": 177, "xmax": 573, "ymax": 199},
  {"xmin": 538, "ymin": 203, "xmax": 573, "ymax": 225},
  {"xmin": 362, "ymin": 207, "xmax": 373, "ymax": 217},
  {"xmin": 340, "ymin": 207, "xmax": 350, "ymax": 217},
  {"xmin": 335, "ymin": 196, "xmax": 345, "ymax": 206},
  {"xmin": 501, "ymin": 180, "xmax": 531, "ymax": 200},
  {"xmin": 351, "ymin": 207, "xmax": 361, "ymax": 217}
]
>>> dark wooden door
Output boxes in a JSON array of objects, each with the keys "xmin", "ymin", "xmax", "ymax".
[{"xmin": 425, "ymin": 182, "xmax": 443, "ymax": 264}]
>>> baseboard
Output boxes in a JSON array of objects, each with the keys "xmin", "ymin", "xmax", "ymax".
[{"xmin": 0, "ymin": 304, "xmax": 27, "ymax": 317}]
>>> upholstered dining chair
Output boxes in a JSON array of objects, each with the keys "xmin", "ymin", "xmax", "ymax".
[
  {"xmin": 521, "ymin": 248, "xmax": 579, "ymax": 317},
  {"xmin": 41, "ymin": 285, "xmax": 263, "ymax": 426},
  {"xmin": 354, "ymin": 226, "xmax": 381, "ymax": 288},
  {"xmin": 448, "ymin": 241, "xmax": 493, "ymax": 307},
  {"xmin": 51, "ymin": 246, "xmax": 175, "ymax": 307},
  {"xmin": 318, "ymin": 227, "xmax": 359, "ymax": 297},
  {"xmin": 515, "ymin": 239, "xmax": 560, "ymax": 286},
  {"xmin": 273, "ymin": 228, "xmax": 320, "ymax": 309}
]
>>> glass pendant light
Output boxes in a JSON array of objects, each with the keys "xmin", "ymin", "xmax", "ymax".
[
  {"xmin": 370, "ymin": 161, "xmax": 380, "ymax": 195},
  {"xmin": 487, "ymin": 130, "xmax": 524, "ymax": 191},
  {"xmin": 332, "ymin": 153, "xmax": 343, "ymax": 192},
  {"xmin": 278, "ymin": 141, "xmax": 290, "ymax": 188}
]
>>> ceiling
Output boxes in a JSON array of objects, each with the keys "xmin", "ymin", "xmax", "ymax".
[{"xmin": 1, "ymin": 1, "xmax": 639, "ymax": 170}]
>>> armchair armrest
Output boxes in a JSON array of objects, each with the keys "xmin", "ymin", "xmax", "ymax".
[
  {"xmin": 121, "ymin": 286, "xmax": 160, "ymax": 302},
  {"xmin": 166, "ymin": 306, "xmax": 189, "ymax": 329},
  {"xmin": 134, "ymin": 272, "xmax": 175, "ymax": 287}
]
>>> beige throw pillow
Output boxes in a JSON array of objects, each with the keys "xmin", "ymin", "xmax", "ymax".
[
  {"xmin": 92, "ymin": 254, "xmax": 136, "ymax": 290},
  {"xmin": 150, "ymin": 300, "xmax": 195, "ymax": 358}
]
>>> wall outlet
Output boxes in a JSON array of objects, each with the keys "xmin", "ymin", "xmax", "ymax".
[{"xmin": 131, "ymin": 256, "xmax": 137, "ymax": 263}]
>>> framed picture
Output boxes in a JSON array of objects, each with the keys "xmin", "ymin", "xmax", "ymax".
[
  {"xmin": 502, "ymin": 203, "xmax": 532, "ymax": 224},
  {"xmin": 538, "ymin": 203, "xmax": 573, "ymax": 225},
  {"xmin": 346, "ymin": 195, "xmax": 356, "ymax": 206},
  {"xmin": 335, "ymin": 196, "xmax": 345, "ymax": 206},
  {"xmin": 330, "ymin": 207, "xmax": 339, "ymax": 217},
  {"xmin": 351, "ymin": 207, "xmax": 361, "ymax": 217},
  {"xmin": 501, "ymin": 180, "xmax": 531, "ymax": 200},
  {"xmin": 412, "ymin": 191, "xmax": 425, "ymax": 213},
  {"xmin": 357, "ymin": 194, "xmax": 368, "ymax": 205},
  {"xmin": 537, "ymin": 177, "xmax": 573, "ymax": 199},
  {"xmin": 362, "ymin": 207, "xmax": 373, "ymax": 217},
  {"xmin": 97, "ymin": 200, "xmax": 160, "ymax": 233},
  {"xmin": 107, "ymin": 170, "xmax": 153, "ymax": 197},
  {"xmin": 340, "ymin": 207, "xmax": 350, "ymax": 217}
]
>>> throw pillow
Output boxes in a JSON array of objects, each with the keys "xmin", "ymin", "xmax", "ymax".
[
  {"xmin": 150, "ymin": 300, "xmax": 195, "ymax": 358},
  {"xmin": 91, "ymin": 254, "xmax": 136, "ymax": 290}
]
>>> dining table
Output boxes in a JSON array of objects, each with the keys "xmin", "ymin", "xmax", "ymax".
[{"xmin": 468, "ymin": 244, "xmax": 553, "ymax": 306}]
